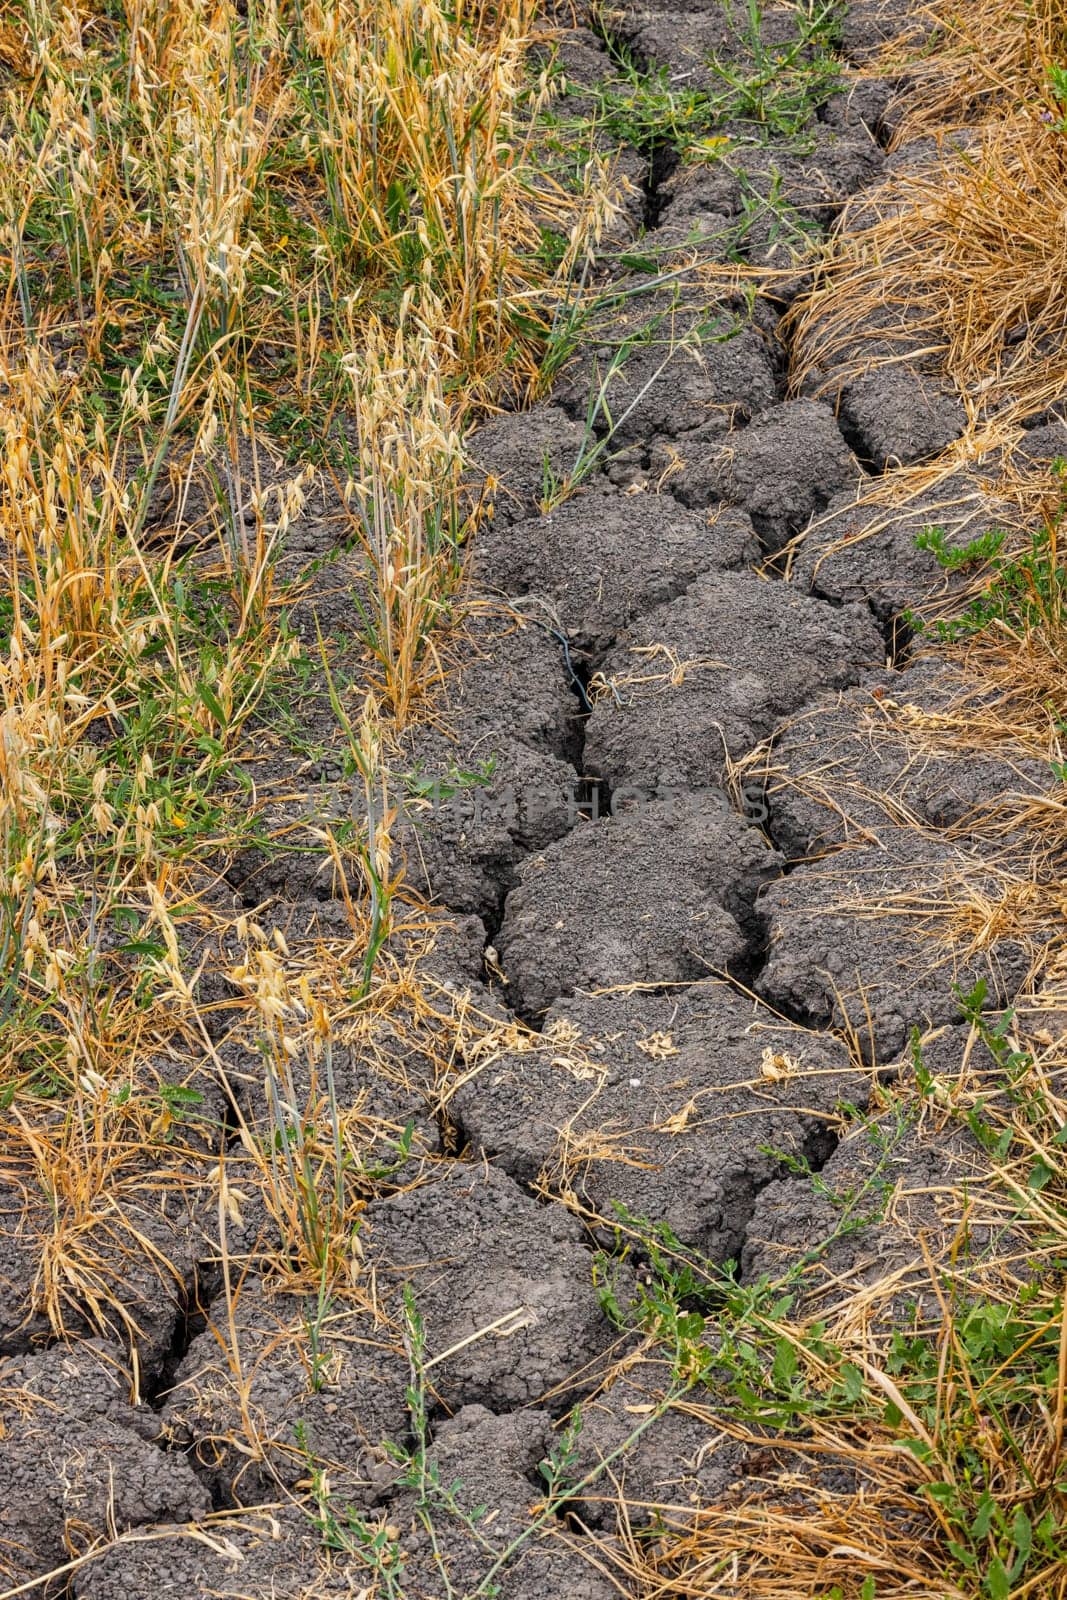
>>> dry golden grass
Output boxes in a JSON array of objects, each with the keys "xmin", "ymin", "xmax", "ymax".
[
  {"xmin": 787, "ymin": 0, "xmax": 1067, "ymax": 444},
  {"xmin": 0, "ymin": 0, "xmax": 608, "ymax": 1364},
  {"xmin": 216, "ymin": 907, "xmax": 503, "ymax": 1290},
  {"xmin": 791, "ymin": 112, "xmax": 1067, "ymax": 432},
  {"xmin": 884, "ymin": 0, "xmax": 1067, "ymax": 134}
]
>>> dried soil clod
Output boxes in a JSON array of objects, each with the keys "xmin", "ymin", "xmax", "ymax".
[
  {"xmin": 387, "ymin": 1404, "xmax": 621, "ymax": 1598},
  {"xmin": 497, "ymin": 793, "xmax": 782, "ymax": 1016},
  {"xmin": 451, "ymin": 978, "xmax": 864, "ymax": 1261},
  {"xmin": 761, "ymin": 658, "xmax": 1060, "ymax": 860},
  {"xmin": 551, "ymin": 296, "xmax": 778, "ymax": 451},
  {"xmin": 0, "ymin": 1339, "xmax": 210, "ymax": 1588},
  {"xmin": 364, "ymin": 1161, "xmax": 632, "ymax": 1412},
  {"xmin": 790, "ymin": 465, "xmax": 1016, "ymax": 619},
  {"xmin": 71, "ymin": 1504, "xmax": 332, "ymax": 1599},
  {"xmin": 838, "ymin": 365, "xmax": 967, "ymax": 470},
  {"xmin": 665, "ymin": 398, "xmax": 862, "ymax": 549},
  {"xmin": 474, "ymin": 492, "xmax": 759, "ymax": 658},
  {"xmin": 163, "ymin": 1276, "xmax": 411, "ymax": 1505},
  {"xmin": 463, "ymin": 404, "xmax": 597, "ymax": 527},
  {"xmin": 393, "ymin": 612, "xmax": 586, "ymax": 916},
  {"xmin": 0, "ymin": 1168, "xmax": 206, "ymax": 1387},
  {"xmin": 584, "ymin": 569, "xmax": 885, "ymax": 795},
  {"xmin": 755, "ymin": 828, "xmax": 1052, "ymax": 1059}
]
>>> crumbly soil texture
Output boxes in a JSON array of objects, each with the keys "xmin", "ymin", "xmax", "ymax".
[{"xmin": 10, "ymin": 4, "xmax": 1067, "ymax": 1599}]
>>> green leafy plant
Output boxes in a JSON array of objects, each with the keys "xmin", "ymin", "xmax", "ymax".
[
  {"xmin": 704, "ymin": 0, "xmax": 843, "ymax": 136},
  {"xmin": 589, "ymin": 0, "xmax": 841, "ymax": 149},
  {"xmin": 589, "ymin": 57, "xmax": 717, "ymax": 154},
  {"xmin": 915, "ymin": 523, "xmax": 1008, "ymax": 571},
  {"xmin": 912, "ymin": 460, "xmax": 1067, "ymax": 642}
]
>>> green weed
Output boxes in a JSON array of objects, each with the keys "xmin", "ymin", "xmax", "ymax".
[
  {"xmin": 589, "ymin": 58, "xmax": 717, "ymax": 155},
  {"xmin": 915, "ymin": 523, "xmax": 1009, "ymax": 571},
  {"xmin": 909, "ymin": 461, "xmax": 1067, "ymax": 642},
  {"xmin": 589, "ymin": 0, "xmax": 842, "ymax": 151},
  {"xmin": 704, "ymin": 0, "xmax": 843, "ymax": 137}
]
